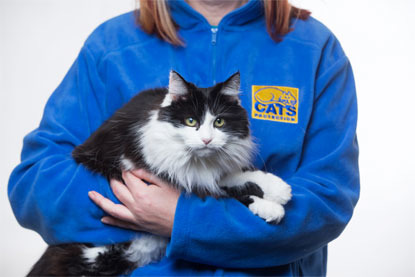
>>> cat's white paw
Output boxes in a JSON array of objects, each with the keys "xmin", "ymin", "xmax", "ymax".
[
  {"xmin": 126, "ymin": 234, "xmax": 168, "ymax": 267},
  {"xmin": 254, "ymin": 172, "xmax": 292, "ymax": 205},
  {"xmin": 248, "ymin": 196, "xmax": 285, "ymax": 224}
]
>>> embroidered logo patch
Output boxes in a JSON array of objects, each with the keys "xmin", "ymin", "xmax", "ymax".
[{"xmin": 252, "ymin": 85, "xmax": 299, "ymax": 124}]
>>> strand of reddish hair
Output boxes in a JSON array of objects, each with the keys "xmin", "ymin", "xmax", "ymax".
[{"xmin": 265, "ymin": 0, "xmax": 311, "ymax": 42}]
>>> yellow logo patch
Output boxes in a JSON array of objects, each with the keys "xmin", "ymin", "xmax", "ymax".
[{"xmin": 251, "ymin": 85, "xmax": 299, "ymax": 124}]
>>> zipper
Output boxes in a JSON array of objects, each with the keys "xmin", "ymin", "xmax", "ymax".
[{"xmin": 211, "ymin": 27, "xmax": 218, "ymax": 84}]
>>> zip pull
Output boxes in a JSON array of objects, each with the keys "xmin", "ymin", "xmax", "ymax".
[{"xmin": 211, "ymin": 27, "xmax": 218, "ymax": 45}]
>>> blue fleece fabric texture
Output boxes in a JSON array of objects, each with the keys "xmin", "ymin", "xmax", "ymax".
[{"xmin": 8, "ymin": 0, "xmax": 359, "ymax": 275}]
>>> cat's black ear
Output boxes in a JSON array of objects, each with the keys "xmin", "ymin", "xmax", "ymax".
[
  {"xmin": 221, "ymin": 72, "xmax": 240, "ymax": 97},
  {"xmin": 168, "ymin": 70, "xmax": 189, "ymax": 98}
]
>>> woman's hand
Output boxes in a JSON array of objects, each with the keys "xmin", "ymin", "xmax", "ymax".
[{"xmin": 88, "ymin": 169, "xmax": 180, "ymax": 237}]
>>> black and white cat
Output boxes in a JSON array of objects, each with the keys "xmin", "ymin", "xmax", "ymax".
[{"xmin": 28, "ymin": 71, "xmax": 292, "ymax": 276}]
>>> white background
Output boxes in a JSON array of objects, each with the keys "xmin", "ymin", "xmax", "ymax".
[{"xmin": 1, "ymin": 0, "xmax": 414, "ymax": 276}]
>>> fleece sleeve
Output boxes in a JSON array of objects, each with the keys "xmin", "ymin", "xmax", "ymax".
[
  {"xmin": 7, "ymin": 46, "xmax": 136, "ymax": 245},
  {"xmin": 165, "ymin": 46, "xmax": 359, "ymax": 267}
]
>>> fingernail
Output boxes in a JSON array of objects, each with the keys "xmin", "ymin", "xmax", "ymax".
[
  {"xmin": 88, "ymin": 191, "xmax": 96, "ymax": 198},
  {"xmin": 101, "ymin": 217, "xmax": 108, "ymax": 224}
]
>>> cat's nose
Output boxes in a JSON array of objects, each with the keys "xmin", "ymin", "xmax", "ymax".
[{"xmin": 202, "ymin": 138, "xmax": 212, "ymax": 145}]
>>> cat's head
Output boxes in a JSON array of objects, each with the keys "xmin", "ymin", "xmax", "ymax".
[
  {"xmin": 158, "ymin": 71, "xmax": 251, "ymax": 158},
  {"xmin": 140, "ymin": 71, "xmax": 254, "ymax": 194}
]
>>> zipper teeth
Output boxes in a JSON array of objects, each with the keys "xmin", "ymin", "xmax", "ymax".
[{"xmin": 211, "ymin": 27, "xmax": 218, "ymax": 84}]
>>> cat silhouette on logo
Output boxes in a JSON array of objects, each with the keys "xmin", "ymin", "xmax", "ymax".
[
  {"xmin": 254, "ymin": 87, "xmax": 297, "ymax": 107},
  {"xmin": 277, "ymin": 90, "xmax": 297, "ymax": 107}
]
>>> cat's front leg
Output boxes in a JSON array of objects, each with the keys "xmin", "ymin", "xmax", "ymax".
[
  {"xmin": 220, "ymin": 170, "xmax": 292, "ymax": 205},
  {"xmin": 219, "ymin": 170, "xmax": 292, "ymax": 224}
]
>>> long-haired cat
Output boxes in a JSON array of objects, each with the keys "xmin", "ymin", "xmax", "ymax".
[{"xmin": 28, "ymin": 71, "xmax": 292, "ymax": 276}]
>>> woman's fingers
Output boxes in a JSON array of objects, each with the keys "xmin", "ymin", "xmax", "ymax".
[
  {"xmin": 131, "ymin": 169, "xmax": 168, "ymax": 188},
  {"xmin": 88, "ymin": 191, "xmax": 135, "ymax": 222},
  {"xmin": 101, "ymin": 216, "xmax": 141, "ymax": 231},
  {"xmin": 110, "ymin": 178, "xmax": 135, "ymax": 206},
  {"xmin": 122, "ymin": 171, "xmax": 148, "ymax": 194}
]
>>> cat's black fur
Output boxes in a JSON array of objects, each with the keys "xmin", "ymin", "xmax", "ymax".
[
  {"xmin": 28, "ymin": 72, "xmax": 290, "ymax": 276},
  {"xmin": 28, "ymin": 242, "xmax": 136, "ymax": 276},
  {"xmin": 72, "ymin": 88, "xmax": 167, "ymax": 182}
]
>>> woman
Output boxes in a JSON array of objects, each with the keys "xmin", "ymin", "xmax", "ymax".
[{"xmin": 8, "ymin": 0, "xmax": 359, "ymax": 275}]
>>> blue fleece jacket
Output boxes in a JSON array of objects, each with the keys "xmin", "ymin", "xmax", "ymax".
[{"xmin": 8, "ymin": 0, "xmax": 359, "ymax": 275}]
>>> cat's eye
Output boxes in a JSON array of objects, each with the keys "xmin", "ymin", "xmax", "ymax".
[
  {"xmin": 185, "ymin": 117, "xmax": 198, "ymax": 127},
  {"xmin": 214, "ymin": 118, "xmax": 225, "ymax": 128}
]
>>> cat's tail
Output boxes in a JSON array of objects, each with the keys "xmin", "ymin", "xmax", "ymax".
[{"xmin": 27, "ymin": 242, "xmax": 135, "ymax": 276}]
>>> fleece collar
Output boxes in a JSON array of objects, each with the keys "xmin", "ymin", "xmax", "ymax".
[{"xmin": 168, "ymin": 0, "xmax": 264, "ymax": 30}]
